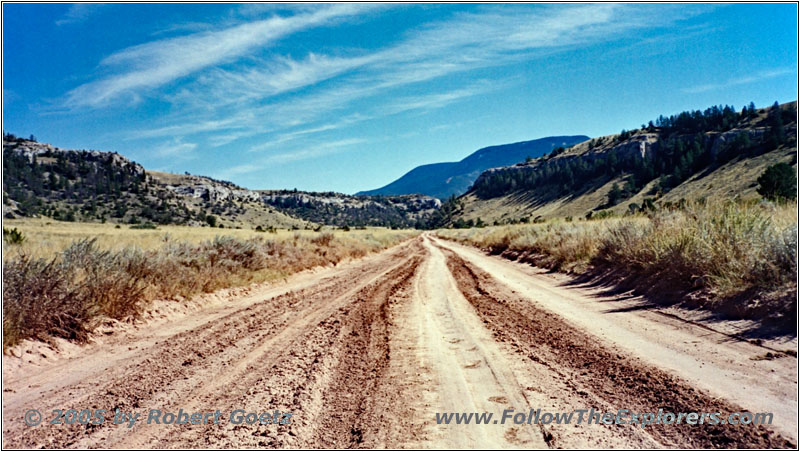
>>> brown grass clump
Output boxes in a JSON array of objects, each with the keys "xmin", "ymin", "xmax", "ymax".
[
  {"xmin": 596, "ymin": 201, "xmax": 796, "ymax": 297},
  {"xmin": 3, "ymin": 229, "xmax": 416, "ymax": 349},
  {"xmin": 3, "ymin": 255, "xmax": 89, "ymax": 346}
]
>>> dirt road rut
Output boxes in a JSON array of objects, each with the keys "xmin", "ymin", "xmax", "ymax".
[{"xmin": 3, "ymin": 234, "xmax": 796, "ymax": 448}]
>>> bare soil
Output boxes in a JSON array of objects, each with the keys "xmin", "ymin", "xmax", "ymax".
[{"xmin": 3, "ymin": 234, "xmax": 796, "ymax": 448}]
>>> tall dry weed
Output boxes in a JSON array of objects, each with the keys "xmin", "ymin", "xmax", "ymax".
[{"xmin": 439, "ymin": 201, "xmax": 797, "ymax": 303}]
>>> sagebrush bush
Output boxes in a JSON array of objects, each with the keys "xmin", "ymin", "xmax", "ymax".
[{"xmin": 311, "ymin": 232, "xmax": 334, "ymax": 247}]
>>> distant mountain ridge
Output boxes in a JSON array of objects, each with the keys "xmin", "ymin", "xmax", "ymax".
[{"xmin": 357, "ymin": 135, "xmax": 589, "ymax": 199}]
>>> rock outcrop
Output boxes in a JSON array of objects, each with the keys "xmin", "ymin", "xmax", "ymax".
[{"xmin": 6, "ymin": 139, "xmax": 146, "ymax": 177}]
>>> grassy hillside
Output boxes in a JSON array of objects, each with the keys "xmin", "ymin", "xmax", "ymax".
[
  {"xmin": 358, "ymin": 135, "xmax": 589, "ymax": 199},
  {"xmin": 259, "ymin": 190, "xmax": 440, "ymax": 229},
  {"xmin": 458, "ymin": 101, "xmax": 797, "ymax": 224}
]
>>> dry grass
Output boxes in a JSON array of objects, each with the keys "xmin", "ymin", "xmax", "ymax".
[
  {"xmin": 438, "ymin": 200, "xmax": 797, "ymax": 312},
  {"xmin": 2, "ymin": 221, "xmax": 417, "ymax": 349},
  {"xmin": 2, "ymin": 217, "xmax": 338, "ymax": 260}
]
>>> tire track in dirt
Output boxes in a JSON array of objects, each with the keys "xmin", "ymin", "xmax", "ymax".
[
  {"xmin": 150, "ymin": 252, "xmax": 422, "ymax": 449},
  {"xmin": 398, "ymin": 237, "xmax": 546, "ymax": 448},
  {"xmin": 438, "ymin": 244, "xmax": 795, "ymax": 449},
  {"xmin": 281, "ymin": 254, "xmax": 421, "ymax": 448},
  {"xmin": 434, "ymin": 235, "xmax": 798, "ymax": 442},
  {"xmin": 2, "ymin": 240, "xmax": 421, "ymax": 449},
  {"xmin": 295, "ymin": 235, "xmax": 554, "ymax": 449}
]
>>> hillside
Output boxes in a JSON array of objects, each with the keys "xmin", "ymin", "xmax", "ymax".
[
  {"xmin": 148, "ymin": 171, "xmax": 439, "ymax": 229},
  {"xmin": 357, "ymin": 135, "xmax": 589, "ymax": 199},
  {"xmin": 456, "ymin": 101, "xmax": 797, "ymax": 224},
  {"xmin": 2, "ymin": 138, "xmax": 309, "ymax": 229},
  {"xmin": 259, "ymin": 190, "xmax": 440, "ymax": 228},
  {"xmin": 2, "ymin": 137, "xmax": 439, "ymax": 229}
]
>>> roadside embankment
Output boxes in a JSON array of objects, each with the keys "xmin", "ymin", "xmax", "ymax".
[{"xmin": 437, "ymin": 201, "xmax": 797, "ymax": 329}]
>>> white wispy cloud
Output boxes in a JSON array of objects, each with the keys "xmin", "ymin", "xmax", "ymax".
[
  {"xmin": 263, "ymin": 138, "xmax": 367, "ymax": 165},
  {"xmin": 217, "ymin": 138, "xmax": 366, "ymax": 180},
  {"xmin": 130, "ymin": 117, "xmax": 247, "ymax": 140},
  {"xmin": 169, "ymin": 4, "xmax": 627, "ymax": 118},
  {"xmin": 216, "ymin": 163, "xmax": 263, "ymax": 180},
  {"xmin": 383, "ymin": 81, "xmax": 502, "ymax": 116},
  {"xmin": 247, "ymin": 116, "xmax": 367, "ymax": 152},
  {"xmin": 167, "ymin": 52, "xmax": 377, "ymax": 109},
  {"xmin": 151, "ymin": 138, "xmax": 197, "ymax": 159},
  {"xmin": 74, "ymin": 4, "xmax": 717, "ymax": 155},
  {"xmin": 56, "ymin": 4, "xmax": 105, "ymax": 26},
  {"xmin": 63, "ymin": 4, "xmax": 370, "ymax": 108},
  {"xmin": 137, "ymin": 4, "xmax": 708, "ymax": 144},
  {"xmin": 683, "ymin": 68, "xmax": 797, "ymax": 94}
]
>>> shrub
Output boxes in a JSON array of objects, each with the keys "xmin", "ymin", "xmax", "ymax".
[
  {"xmin": 311, "ymin": 232, "xmax": 334, "ymax": 247},
  {"xmin": 3, "ymin": 227, "xmax": 25, "ymax": 244},
  {"xmin": 130, "ymin": 222, "xmax": 158, "ymax": 230},
  {"xmin": 757, "ymin": 163, "xmax": 797, "ymax": 201},
  {"xmin": 439, "ymin": 201, "xmax": 796, "ymax": 304},
  {"xmin": 62, "ymin": 240, "xmax": 151, "ymax": 320},
  {"xmin": 591, "ymin": 210, "xmax": 614, "ymax": 220},
  {"xmin": 3, "ymin": 254, "xmax": 89, "ymax": 347}
]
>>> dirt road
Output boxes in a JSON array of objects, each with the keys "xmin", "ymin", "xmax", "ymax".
[{"xmin": 3, "ymin": 234, "xmax": 797, "ymax": 448}]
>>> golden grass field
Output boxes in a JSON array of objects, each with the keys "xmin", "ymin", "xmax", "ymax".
[{"xmin": 2, "ymin": 217, "xmax": 408, "ymax": 260}]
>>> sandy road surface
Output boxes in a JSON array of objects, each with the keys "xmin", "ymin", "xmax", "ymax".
[{"xmin": 3, "ymin": 234, "xmax": 796, "ymax": 448}]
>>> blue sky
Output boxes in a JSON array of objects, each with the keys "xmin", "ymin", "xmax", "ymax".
[{"xmin": 3, "ymin": 3, "xmax": 797, "ymax": 194}]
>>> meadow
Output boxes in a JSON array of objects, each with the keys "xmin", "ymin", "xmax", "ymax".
[
  {"xmin": 2, "ymin": 219, "xmax": 417, "ymax": 348},
  {"xmin": 2, "ymin": 218, "xmax": 371, "ymax": 259}
]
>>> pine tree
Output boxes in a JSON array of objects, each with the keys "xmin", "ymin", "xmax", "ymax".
[{"xmin": 757, "ymin": 163, "xmax": 796, "ymax": 201}]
